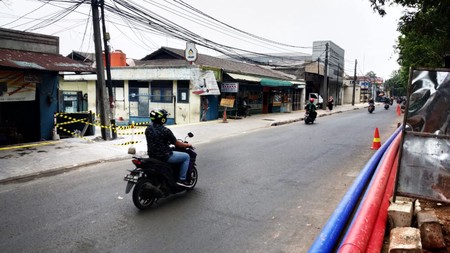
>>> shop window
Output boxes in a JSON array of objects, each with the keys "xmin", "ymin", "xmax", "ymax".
[
  {"xmin": 151, "ymin": 81, "xmax": 173, "ymax": 103},
  {"xmin": 62, "ymin": 91, "xmax": 83, "ymax": 112}
]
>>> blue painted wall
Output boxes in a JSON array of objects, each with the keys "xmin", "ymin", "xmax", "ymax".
[{"xmin": 38, "ymin": 72, "xmax": 58, "ymax": 140}]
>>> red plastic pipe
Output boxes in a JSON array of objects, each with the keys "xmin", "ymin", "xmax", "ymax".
[
  {"xmin": 365, "ymin": 149, "xmax": 400, "ymax": 252},
  {"xmin": 339, "ymin": 133, "xmax": 402, "ymax": 253}
]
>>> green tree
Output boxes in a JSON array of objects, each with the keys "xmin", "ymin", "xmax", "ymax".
[
  {"xmin": 366, "ymin": 71, "xmax": 377, "ymax": 79},
  {"xmin": 384, "ymin": 70, "xmax": 406, "ymax": 96},
  {"xmin": 369, "ymin": 0, "xmax": 450, "ymax": 83}
]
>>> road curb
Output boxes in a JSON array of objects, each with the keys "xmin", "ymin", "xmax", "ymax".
[{"xmin": 0, "ymin": 155, "xmax": 132, "ymax": 185}]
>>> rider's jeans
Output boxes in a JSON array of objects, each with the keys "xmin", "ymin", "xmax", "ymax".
[{"xmin": 167, "ymin": 151, "xmax": 190, "ymax": 180}]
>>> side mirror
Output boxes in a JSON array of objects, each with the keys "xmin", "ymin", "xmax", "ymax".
[{"xmin": 187, "ymin": 132, "xmax": 194, "ymax": 138}]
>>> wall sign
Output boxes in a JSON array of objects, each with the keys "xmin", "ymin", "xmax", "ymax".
[
  {"xmin": 0, "ymin": 70, "xmax": 36, "ymax": 102},
  {"xmin": 221, "ymin": 82, "xmax": 238, "ymax": 93},
  {"xmin": 185, "ymin": 42, "xmax": 198, "ymax": 62}
]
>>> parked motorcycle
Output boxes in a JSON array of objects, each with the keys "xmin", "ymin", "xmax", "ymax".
[
  {"xmin": 123, "ymin": 132, "xmax": 198, "ymax": 210},
  {"xmin": 237, "ymin": 105, "xmax": 250, "ymax": 118},
  {"xmin": 368, "ymin": 102, "xmax": 375, "ymax": 113}
]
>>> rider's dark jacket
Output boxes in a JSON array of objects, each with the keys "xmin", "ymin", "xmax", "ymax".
[
  {"xmin": 145, "ymin": 124, "xmax": 177, "ymax": 161},
  {"xmin": 305, "ymin": 102, "xmax": 316, "ymax": 113}
]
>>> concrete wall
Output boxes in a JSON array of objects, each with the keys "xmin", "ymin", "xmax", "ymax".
[
  {"xmin": 342, "ymin": 79, "xmax": 361, "ymax": 104},
  {"xmin": 0, "ymin": 28, "xmax": 59, "ymax": 54},
  {"xmin": 61, "ymin": 69, "xmax": 203, "ymax": 125}
]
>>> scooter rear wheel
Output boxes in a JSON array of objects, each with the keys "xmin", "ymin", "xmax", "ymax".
[{"xmin": 132, "ymin": 179, "xmax": 156, "ymax": 210}]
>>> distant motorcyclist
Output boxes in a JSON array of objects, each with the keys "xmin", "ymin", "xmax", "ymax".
[
  {"xmin": 368, "ymin": 97, "xmax": 375, "ymax": 113},
  {"xmin": 145, "ymin": 109, "xmax": 193, "ymax": 187},
  {"xmin": 305, "ymin": 98, "xmax": 317, "ymax": 119}
]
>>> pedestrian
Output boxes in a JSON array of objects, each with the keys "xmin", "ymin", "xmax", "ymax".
[
  {"xmin": 327, "ymin": 96, "xmax": 334, "ymax": 111},
  {"xmin": 201, "ymin": 97, "xmax": 209, "ymax": 121}
]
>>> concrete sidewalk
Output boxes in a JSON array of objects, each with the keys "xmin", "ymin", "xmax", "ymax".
[{"xmin": 0, "ymin": 103, "xmax": 369, "ymax": 183}]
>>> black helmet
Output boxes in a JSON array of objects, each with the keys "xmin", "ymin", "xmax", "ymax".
[{"xmin": 150, "ymin": 109, "xmax": 169, "ymax": 124}]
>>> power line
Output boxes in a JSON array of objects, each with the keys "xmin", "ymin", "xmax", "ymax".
[{"xmin": 3, "ymin": 0, "xmax": 346, "ymax": 68}]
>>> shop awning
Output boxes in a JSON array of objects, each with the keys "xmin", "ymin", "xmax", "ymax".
[
  {"xmin": 227, "ymin": 73, "xmax": 261, "ymax": 82},
  {"xmin": 260, "ymin": 78, "xmax": 292, "ymax": 87}
]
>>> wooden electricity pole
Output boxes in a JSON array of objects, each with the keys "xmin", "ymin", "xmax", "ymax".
[
  {"xmin": 352, "ymin": 59, "xmax": 357, "ymax": 106},
  {"xmin": 91, "ymin": 0, "xmax": 110, "ymax": 140},
  {"xmin": 100, "ymin": 0, "xmax": 116, "ymax": 139}
]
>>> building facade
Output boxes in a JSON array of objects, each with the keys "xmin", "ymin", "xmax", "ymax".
[
  {"xmin": 0, "ymin": 28, "xmax": 92, "ymax": 145},
  {"xmin": 61, "ymin": 47, "xmax": 306, "ymax": 125}
]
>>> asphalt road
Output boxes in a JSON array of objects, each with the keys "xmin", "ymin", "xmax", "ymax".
[{"xmin": 0, "ymin": 107, "xmax": 400, "ymax": 253}]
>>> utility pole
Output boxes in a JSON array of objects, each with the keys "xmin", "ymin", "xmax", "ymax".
[
  {"xmin": 100, "ymin": 0, "xmax": 116, "ymax": 139},
  {"xmin": 352, "ymin": 59, "xmax": 357, "ymax": 106},
  {"xmin": 336, "ymin": 63, "xmax": 339, "ymax": 105},
  {"xmin": 317, "ymin": 57, "xmax": 320, "ymax": 74},
  {"xmin": 317, "ymin": 57, "xmax": 320, "ymax": 97},
  {"xmin": 321, "ymin": 42, "xmax": 329, "ymax": 107},
  {"xmin": 91, "ymin": 0, "xmax": 110, "ymax": 140}
]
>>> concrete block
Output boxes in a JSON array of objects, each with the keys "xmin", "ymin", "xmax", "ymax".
[
  {"xmin": 388, "ymin": 199, "xmax": 414, "ymax": 227},
  {"xmin": 417, "ymin": 210, "xmax": 446, "ymax": 250},
  {"xmin": 388, "ymin": 227, "xmax": 422, "ymax": 253}
]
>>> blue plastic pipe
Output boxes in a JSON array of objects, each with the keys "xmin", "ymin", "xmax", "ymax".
[{"xmin": 307, "ymin": 127, "xmax": 402, "ymax": 253}]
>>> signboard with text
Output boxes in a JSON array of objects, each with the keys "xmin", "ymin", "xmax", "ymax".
[
  {"xmin": 0, "ymin": 70, "xmax": 37, "ymax": 102},
  {"xmin": 220, "ymin": 98, "xmax": 235, "ymax": 108},
  {"xmin": 221, "ymin": 82, "xmax": 238, "ymax": 93}
]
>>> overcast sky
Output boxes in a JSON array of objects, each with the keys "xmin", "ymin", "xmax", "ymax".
[{"xmin": 0, "ymin": 0, "xmax": 405, "ymax": 79}]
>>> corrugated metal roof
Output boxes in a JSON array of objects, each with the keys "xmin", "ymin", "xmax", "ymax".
[{"xmin": 0, "ymin": 49, "xmax": 94, "ymax": 72}]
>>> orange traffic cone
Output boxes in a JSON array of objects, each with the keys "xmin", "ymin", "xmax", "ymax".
[
  {"xmin": 396, "ymin": 104, "xmax": 401, "ymax": 116},
  {"xmin": 371, "ymin": 127, "xmax": 381, "ymax": 150},
  {"xmin": 222, "ymin": 107, "xmax": 228, "ymax": 123}
]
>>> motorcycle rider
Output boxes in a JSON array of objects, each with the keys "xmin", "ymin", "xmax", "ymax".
[
  {"xmin": 368, "ymin": 97, "xmax": 375, "ymax": 112},
  {"xmin": 145, "ymin": 109, "xmax": 193, "ymax": 187},
  {"xmin": 305, "ymin": 98, "xmax": 317, "ymax": 120},
  {"xmin": 384, "ymin": 97, "xmax": 390, "ymax": 108}
]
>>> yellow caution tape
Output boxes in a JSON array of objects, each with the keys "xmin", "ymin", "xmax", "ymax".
[
  {"xmin": 0, "ymin": 141, "xmax": 61, "ymax": 151},
  {"xmin": 113, "ymin": 140, "xmax": 142, "ymax": 146},
  {"xmin": 117, "ymin": 131, "xmax": 145, "ymax": 136}
]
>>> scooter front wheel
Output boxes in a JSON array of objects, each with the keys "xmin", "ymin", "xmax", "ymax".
[
  {"xmin": 132, "ymin": 179, "xmax": 157, "ymax": 210},
  {"xmin": 186, "ymin": 167, "xmax": 198, "ymax": 191}
]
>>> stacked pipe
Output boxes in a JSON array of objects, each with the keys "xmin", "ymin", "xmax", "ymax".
[
  {"xmin": 308, "ymin": 127, "xmax": 402, "ymax": 252},
  {"xmin": 338, "ymin": 132, "xmax": 402, "ymax": 252}
]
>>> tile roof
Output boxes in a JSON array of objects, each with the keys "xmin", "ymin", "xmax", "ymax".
[{"xmin": 141, "ymin": 47, "xmax": 294, "ymax": 80}]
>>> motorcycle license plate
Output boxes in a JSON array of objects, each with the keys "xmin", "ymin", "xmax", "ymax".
[{"xmin": 124, "ymin": 171, "xmax": 139, "ymax": 194}]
